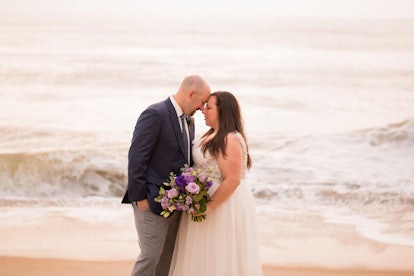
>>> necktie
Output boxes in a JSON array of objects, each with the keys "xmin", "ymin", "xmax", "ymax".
[{"xmin": 180, "ymin": 114, "xmax": 189, "ymax": 163}]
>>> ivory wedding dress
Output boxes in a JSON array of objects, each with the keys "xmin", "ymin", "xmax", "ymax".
[{"xmin": 169, "ymin": 132, "xmax": 262, "ymax": 276}]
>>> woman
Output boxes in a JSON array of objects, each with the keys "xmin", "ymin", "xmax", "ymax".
[{"xmin": 169, "ymin": 91, "xmax": 262, "ymax": 276}]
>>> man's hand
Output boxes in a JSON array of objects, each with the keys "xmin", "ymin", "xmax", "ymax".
[{"xmin": 137, "ymin": 199, "xmax": 149, "ymax": 211}]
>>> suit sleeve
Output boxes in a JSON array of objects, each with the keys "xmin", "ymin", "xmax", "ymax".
[{"xmin": 127, "ymin": 107, "xmax": 161, "ymax": 202}]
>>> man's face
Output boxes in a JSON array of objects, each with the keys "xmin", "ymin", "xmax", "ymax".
[{"xmin": 189, "ymin": 89, "xmax": 210, "ymax": 116}]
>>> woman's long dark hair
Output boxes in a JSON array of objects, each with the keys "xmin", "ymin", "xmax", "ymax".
[{"xmin": 202, "ymin": 91, "xmax": 252, "ymax": 169}]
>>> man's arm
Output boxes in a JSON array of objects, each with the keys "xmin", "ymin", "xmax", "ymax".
[{"xmin": 127, "ymin": 107, "xmax": 161, "ymax": 203}]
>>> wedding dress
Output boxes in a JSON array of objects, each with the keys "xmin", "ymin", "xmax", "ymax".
[{"xmin": 169, "ymin": 132, "xmax": 262, "ymax": 276}]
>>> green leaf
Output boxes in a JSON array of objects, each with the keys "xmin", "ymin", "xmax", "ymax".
[
  {"xmin": 161, "ymin": 211, "xmax": 171, "ymax": 218},
  {"xmin": 198, "ymin": 203, "xmax": 207, "ymax": 213},
  {"xmin": 192, "ymin": 194, "xmax": 203, "ymax": 202}
]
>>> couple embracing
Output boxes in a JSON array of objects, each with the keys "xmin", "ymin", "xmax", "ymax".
[{"xmin": 122, "ymin": 75, "xmax": 262, "ymax": 276}]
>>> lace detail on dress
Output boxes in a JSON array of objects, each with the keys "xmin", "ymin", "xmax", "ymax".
[
  {"xmin": 192, "ymin": 132, "xmax": 248, "ymax": 186},
  {"xmin": 192, "ymin": 138, "xmax": 222, "ymax": 183}
]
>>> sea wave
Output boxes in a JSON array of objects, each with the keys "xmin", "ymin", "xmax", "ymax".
[
  {"xmin": 1, "ymin": 119, "xmax": 413, "ymax": 202},
  {"xmin": 364, "ymin": 119, "xmax": 414, "ymax": 146},
  {"xmin": 0, "ymin": 150, "xmax": 127, "ymax": 198},
  {"xmin": 254, "ymin": 181, "xmax": 414, "ymax": 209},
  {"xmin": 251, "ymin": 118, "xmax": 414, "ymax": 210}
]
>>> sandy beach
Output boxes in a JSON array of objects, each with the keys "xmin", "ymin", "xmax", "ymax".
[
  {"xmin": 2, "ymin": 257, "xmax": 414, "ymax": 276},
  {"xmin": 1, "ymin": 199, "xmax": 414, "ymax": 276}
]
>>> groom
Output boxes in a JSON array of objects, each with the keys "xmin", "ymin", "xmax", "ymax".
[{"xmin": 122, "ymin": 75, "xmax": 211, "ymax": 276}]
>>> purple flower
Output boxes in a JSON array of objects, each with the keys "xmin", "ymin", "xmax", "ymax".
[
  {"xmin": 182, "ymin": 166, "xmax": 193, "ymax": 174},
  {"xmin": 185, "ymin": 182, "xmax": 200, "ymax": 194},
  {"xmin": 206, "ymin": 180, "xmax": 213, "ymax": 188},
  {"xmin": 198, "ymin": 173, "xmax": 208, "ymax": 183},
  {"xmin": 167, "ymin": 188, "xmax": 179, "ymax": 198},
  {"xmin": 160, "ymin": 197, "xmax": 170, "ymax": 209},
  {"xmin": 183, "ymin": 173, "xmax": 195, "ymax": 184},
  {"xmin": 175, "ymin": 175, "xmax": 187, "ymax": 189},
  {"xmin": 175, "ymin": 202, "xmax": 184, "ymax": 211},
  {"xmin": 185, "ymin": 196, "xmax": 193, "ymax": 205}
]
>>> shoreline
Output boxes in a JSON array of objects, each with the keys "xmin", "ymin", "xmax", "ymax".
[
  {"xmin": 1, "ymin": 198, "xmax": 414, "ymax": 275},
  {"xmin": 1, "ymin": 256, "xmax": 413, "ymax": 276}
]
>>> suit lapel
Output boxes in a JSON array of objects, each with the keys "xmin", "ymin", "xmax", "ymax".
[{"xmin": 166, "ymin": 98, "xmax": 187, "ymax": 160}]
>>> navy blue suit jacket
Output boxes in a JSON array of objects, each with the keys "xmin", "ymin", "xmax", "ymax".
[{"xmin": 122, "ymin": 97, "xmax": 195, "ymax": 215}]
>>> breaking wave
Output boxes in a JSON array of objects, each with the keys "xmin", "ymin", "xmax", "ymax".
[{"xmin": 0, "ymin": 150, "xmax": 127, "ymax": 198}]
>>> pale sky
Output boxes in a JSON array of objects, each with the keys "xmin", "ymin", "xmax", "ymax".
[{"xmin": 1, "ymin": 0, "xmax": 414, "ymax": 19}]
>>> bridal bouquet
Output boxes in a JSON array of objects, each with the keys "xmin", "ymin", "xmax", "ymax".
[{"xmin": 155, "ymin": 165, "xmax": 214, "ymax": 222}]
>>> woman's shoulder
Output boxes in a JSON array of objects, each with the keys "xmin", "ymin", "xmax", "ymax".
[
  {"xmin": 227, "ymin": 132, "xmax": 244, "ymax": 142},
  {"xmin": 226, "ymin": 132, "xmax": 245, "ymax": 147},
  {"xmin": 226, "ymin": 132, "xmax": 248, "ymax": 151}
]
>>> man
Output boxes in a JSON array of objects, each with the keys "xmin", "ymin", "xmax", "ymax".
[{"xmin": 122, "ymin": 75, "xmax": 211, "ymax": 276}]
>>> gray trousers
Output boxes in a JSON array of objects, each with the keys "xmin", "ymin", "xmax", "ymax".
[{"xmin": 131, "ymin": 204, "xmax": 181, "ymax": 276}]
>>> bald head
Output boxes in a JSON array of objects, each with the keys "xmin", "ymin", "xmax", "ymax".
[
  {"xmin": 174, "ymin": 75, "xmax": 211, "ymax": 116},
  {"xmin": 178, "ymin": 75, "xmax": 209, "ymax": 95}
]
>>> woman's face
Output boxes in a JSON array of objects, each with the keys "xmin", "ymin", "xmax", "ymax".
[{"xmin": 202, "ymin": 96, "xmax": 219, "ymax": 129}]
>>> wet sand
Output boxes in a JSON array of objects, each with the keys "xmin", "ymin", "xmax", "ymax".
[{"xmin": 1, "ymin": 256, "xmax": 414, "ymax": 276}]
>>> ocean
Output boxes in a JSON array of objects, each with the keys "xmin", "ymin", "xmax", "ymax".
[{"xmin": 1, "ymin": 14, "xmax": 414, "ymax": 268}]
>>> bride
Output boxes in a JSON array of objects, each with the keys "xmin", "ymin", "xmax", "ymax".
[{"xmin": 169, "ymin": 91, "xmax": 262, "ymax": 276}]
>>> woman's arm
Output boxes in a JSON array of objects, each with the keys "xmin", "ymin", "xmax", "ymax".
[{"xmin": 206, "ymin": 134, "xmax": 244, "ymax": 213}]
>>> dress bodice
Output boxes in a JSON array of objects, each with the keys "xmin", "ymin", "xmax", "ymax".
[{"xmin": 192, "ymin": 132, "xmax": 248, "ymax": 196}]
